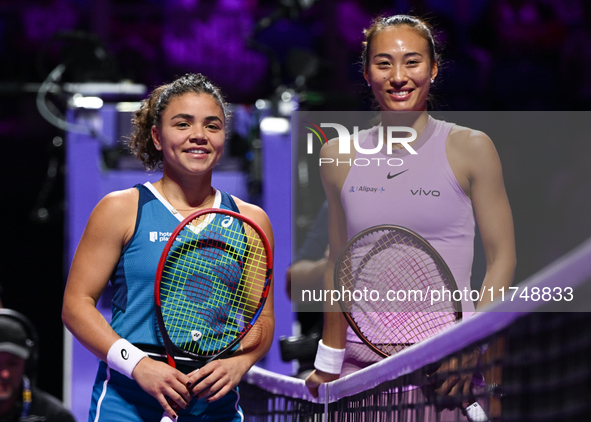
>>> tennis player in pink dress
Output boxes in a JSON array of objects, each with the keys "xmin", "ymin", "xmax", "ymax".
[{"xmin": 306, "ymin": 15, "xmax": 516, "ymax": 419}]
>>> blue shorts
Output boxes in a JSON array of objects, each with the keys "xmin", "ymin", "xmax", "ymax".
[{"xmin": 88, "ymin": 361, "xmax": 243, "ymax": 422}]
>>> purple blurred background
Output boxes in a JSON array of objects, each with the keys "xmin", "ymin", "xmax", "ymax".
[{"xmin": 1, "ymin": 0, "xmax": 591, "ymax": 414}]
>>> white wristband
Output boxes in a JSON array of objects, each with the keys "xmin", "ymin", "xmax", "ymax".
[
  {"xmin": 314, "ymin": 340, "xmax": 346, "ymax": 375},
  {"xmin": 107, "ymin": 339, "xmax": 148, "ymax": 379}
]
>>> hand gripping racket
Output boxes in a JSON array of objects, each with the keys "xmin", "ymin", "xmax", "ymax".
[
  {"xmin": 155, "ymin": 208, "xmax": 273, "ymax": 421},
  {"xmin": 334, "ymin": 224, "xmax": 487, "ymax": 421}
]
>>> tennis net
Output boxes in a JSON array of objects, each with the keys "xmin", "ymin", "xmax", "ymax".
[{"xmin": 240, "ymin": 237, "xmax": 591, "ymax": 421}]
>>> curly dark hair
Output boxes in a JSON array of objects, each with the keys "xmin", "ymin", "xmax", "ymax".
[{"xmin": 127, "ymin": 73, "xmax": 229, "ymax": 171}]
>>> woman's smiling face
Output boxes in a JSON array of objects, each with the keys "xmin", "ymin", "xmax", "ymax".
[
  {"xmin": 364, "ymin": 25, "xmax": 438, "ymax": 112},
  {"xmin": 151, "ymin": 92, "xmax": 225, "ymax": 177}
]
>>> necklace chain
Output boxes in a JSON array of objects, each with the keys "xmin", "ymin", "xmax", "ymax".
[
  {"xmin": 161, "ymin": 187, "xmax": 181, "ymax": 214},
  {"xmin": 161, "ymin": 182, "xmax": 214, "ymax": 214}
]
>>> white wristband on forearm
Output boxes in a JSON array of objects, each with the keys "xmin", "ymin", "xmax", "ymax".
[
  {"xmin": 107, "ymin": 339, "xmax": 148, "ymax": 379},
  {"xmin": 314, "ymin": 340, "xmax": 346, "ymax": 374}
]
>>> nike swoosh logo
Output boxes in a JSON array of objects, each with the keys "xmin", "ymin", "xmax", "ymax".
[{"xmin": 387, "ymin": 169, "xmax": 408, "ymax": 179}]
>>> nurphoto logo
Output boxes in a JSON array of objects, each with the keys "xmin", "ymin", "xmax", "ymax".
[{"xmin": 304, "ymin": 122, "xmax": 417, "ymax": 167}]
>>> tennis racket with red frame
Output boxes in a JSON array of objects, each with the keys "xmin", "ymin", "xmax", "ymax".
[
  {"xmin": 154, "ymin": 208, "xmax": 273, "ymax": 421},
  {"xmin": 334, "ymin": 224, "xmax": 488, "ymax": 421}
]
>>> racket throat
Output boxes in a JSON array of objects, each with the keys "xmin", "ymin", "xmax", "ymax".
[{"xmin": 167, "ymin": 354, "xmax": 175, "ymax": 367}]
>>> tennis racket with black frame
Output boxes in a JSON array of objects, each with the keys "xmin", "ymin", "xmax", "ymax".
[
  {"xmin": 334, "ymin": 224, "xmax": 488, "ymax": 421},
  {"xmin": 154, "ymin": 208, "xmax": 273, "ymax": 421}
]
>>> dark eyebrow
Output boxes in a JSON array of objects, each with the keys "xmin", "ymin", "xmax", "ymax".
[
  {"xmin": 170, "ymin": 113, "xmax": 194, "ymax": 121},
  {"xmin": 204, "ymin": 116, "xmax": 224, "ymax": 124},
  {"xmin": 373, "ymin": 52, "xmax": 424, "ymax": 60},
  {"xmin": 170, "ymin": 114, "xmax": 223, "ymax": 124}
]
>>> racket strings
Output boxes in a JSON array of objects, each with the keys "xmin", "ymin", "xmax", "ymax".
[
  {"xmin": 159, "ymin": 212, "xmax": 269, "ymax": 357},
  {"xmin": 336, "ymin": 227, "xmax": 459, "ymax": 357}
]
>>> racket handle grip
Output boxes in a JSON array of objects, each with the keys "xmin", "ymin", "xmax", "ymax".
[
  {"xmin": 160, "ymin": 398, "xmax": 180, "ymax": 421},
  {"xmin": 160, "ymin": 414, "xmax": 177, "ymax": 422},
  {"xmin": 465, "ymin": 401, "xmax": 488, "ymax": 422}
]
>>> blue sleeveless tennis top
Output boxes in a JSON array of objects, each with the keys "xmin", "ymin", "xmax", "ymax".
[{"xmin": 109, "ymin": 182, "xmax": 240, "ymax": 345}]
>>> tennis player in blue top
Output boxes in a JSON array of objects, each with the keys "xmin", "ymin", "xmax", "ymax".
[{"xmin": 62, "ymin": 73, "xmax": 275, "ymax": 422}]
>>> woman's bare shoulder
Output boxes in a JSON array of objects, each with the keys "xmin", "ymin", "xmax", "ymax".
[
  {"xmin": 97, "ymin": 187, "xmax": 139, "ymax": 214},
  {"xmin": 449, "ymin": 124, "xmax": 493, "ymax": 147},
  {"xmin": 87, "ymin": 188, "xmax": 139, "ymax": 242},
  {"xmin": 448, "ymin": 124, "xmax": 498, "ymax": 159},
  {"xmin": 232, "ymin": 197, "xmax": 274, "ymax": 240}
]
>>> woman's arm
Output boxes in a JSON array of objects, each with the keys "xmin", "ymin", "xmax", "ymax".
[
  {"xmin": 62, "ymin": 190, "xmax": 136, "ymax": 359},
  {"xmin": 465, "ymin": 131, "xmax": 516, "ymax": 306},
  {"xmin": 62, "ymin": 189, "xmax": 192, "ymax": 417},
  {"xmin": 305, "ymin": 140, "xmax": 354, "ymax": 398},
  {"xmin": 438, "ymin": 128, "xmax": 516, "ymax": 405},
  {"xmin": 448, "ymin": 127, "xmax": 516, "ymax": 304},
  {"xmin": 188, "ymin": 201, "xmax": 275, "ymax": 403}
]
